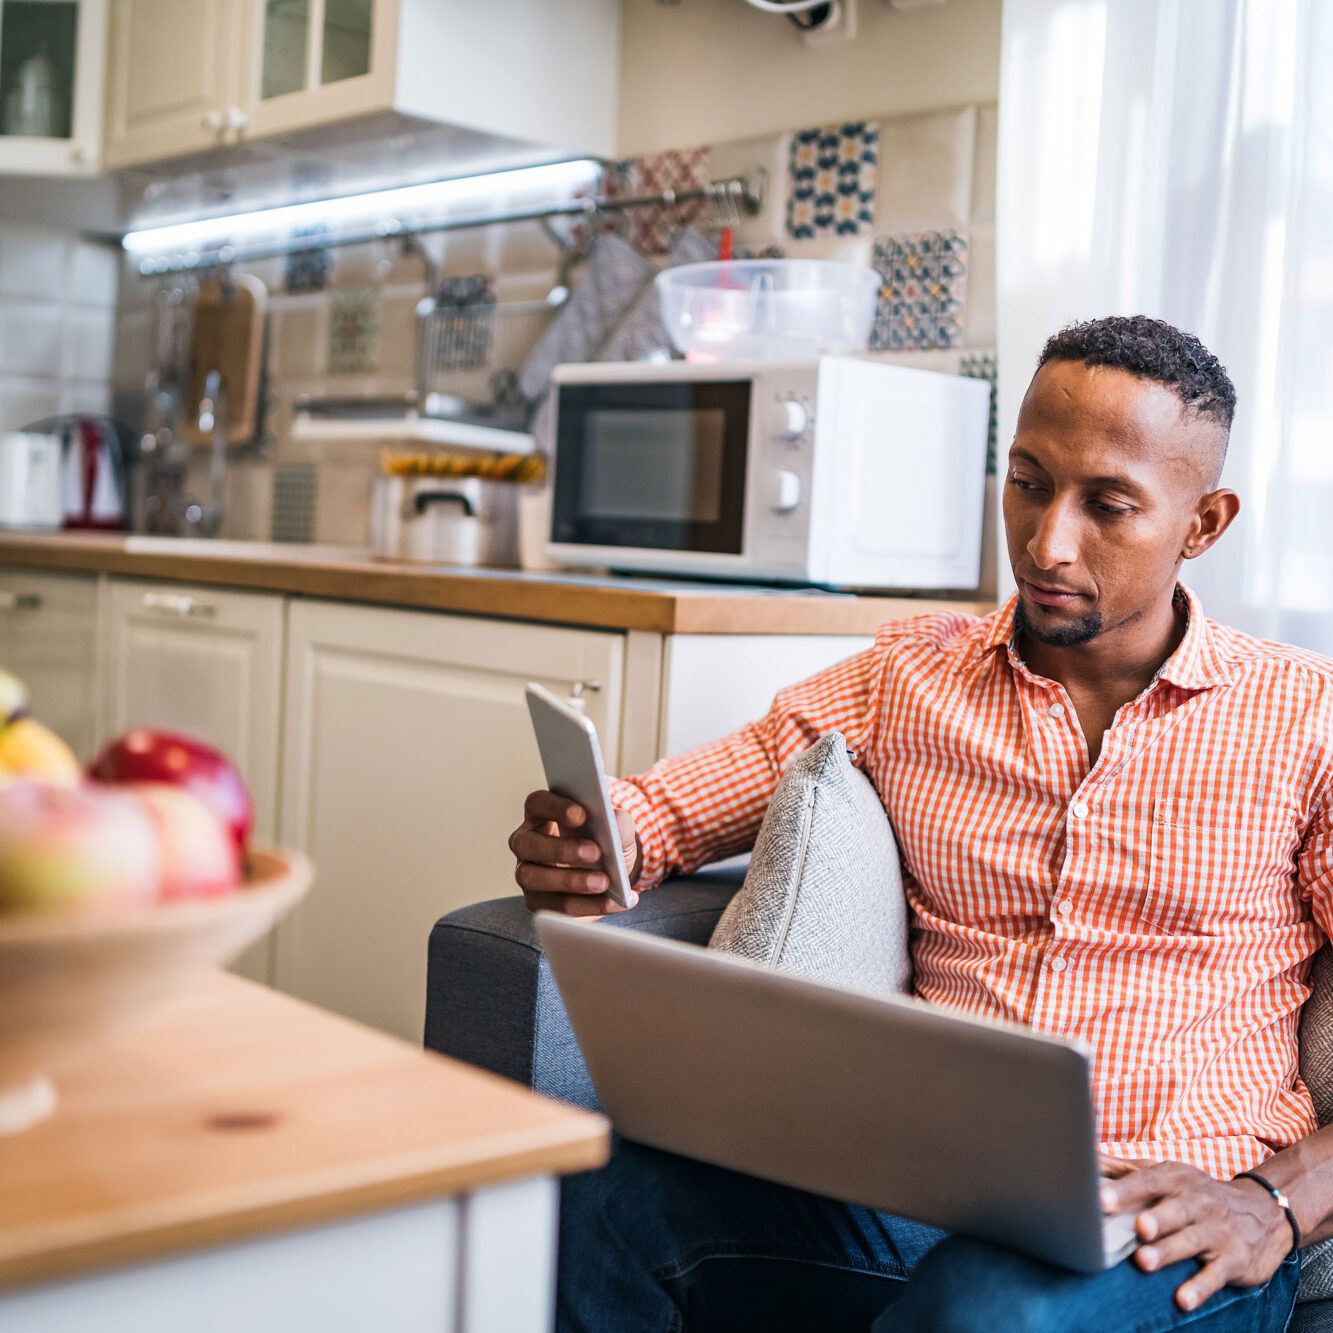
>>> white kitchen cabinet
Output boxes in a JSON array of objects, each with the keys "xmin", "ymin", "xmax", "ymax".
[
  {"xmin": 0, "ymin": 0, "xmax": 106, "ymax": 175},
  {"xmin": 102, "ymin": 577, "xmax": 284, "ymax": 981},
  {"xmin": 0, "ymin": 569, "xmax": 99, "ymax": 760},
  {"xmin": 274, "ymin": 598, "xmax": 624, "ymax": 1041},
  {"xmin": 103, "ymin": 0, "xmax": 619, "ymax": 169},
  {"xmin": 102, "ymin": 0, "xmax": 243, "ymax": 169}
]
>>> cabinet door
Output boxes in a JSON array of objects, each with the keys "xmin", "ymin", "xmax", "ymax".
[
  {"xmin": 275, "ymin": 599, "xmax": 624, "ymax": 1040},
  {"xmin": 237, "ymin": 0, "xmax": 395, "ymax": 140},
  {"xmin": 102, "ymin": 578, "xmax": 284, "ymax": 980},
  {"xmin": 0, "ymin": 570, "xmax": 99, "ymax": 761},
  {"xmin": 102, "ymin": 0, "xmax": 242, "ymax": 168},
  {"xmin": 0, "ymin": 0, "xmax": 107, "ymax": 174}
]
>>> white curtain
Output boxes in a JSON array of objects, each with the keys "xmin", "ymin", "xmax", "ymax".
[{"xmin": 995, "ymin": 0, "xmax": 1333, "ymax": 651}]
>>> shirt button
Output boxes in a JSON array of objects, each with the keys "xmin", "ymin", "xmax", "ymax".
[
  {"xmin": 1057, "ymin": 899, "xmax": 1073, "ymax": 915},
  {"xmin": 1071, "ymin": 800, "xmax": 1090, "ymax": 819},
  {"xmin": 1049, "ymin": 957, "xmax": 1068, "ymax": 973},
  {"xmin": 1048, "ymin": 703, "xmax": 1066, "ymax": 717}
]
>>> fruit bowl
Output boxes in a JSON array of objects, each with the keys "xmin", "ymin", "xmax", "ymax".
[{"xmin": 0, "ymin": 846, "xmax": 311, "ymax": 1134}]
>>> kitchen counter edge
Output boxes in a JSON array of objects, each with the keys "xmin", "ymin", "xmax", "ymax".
[{"xmin": 0, "ymin": 535, "xmax": 997, "ymax": 636}]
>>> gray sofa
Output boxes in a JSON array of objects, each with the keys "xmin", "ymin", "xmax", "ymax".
[{"xmin": 424, "ymin": 872, "xmax": 1333, "ymax": 1331}]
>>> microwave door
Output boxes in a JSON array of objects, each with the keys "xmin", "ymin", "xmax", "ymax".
[{"xmin": 551, "ymin": 380, "xmax": 752, "ymax": 556}]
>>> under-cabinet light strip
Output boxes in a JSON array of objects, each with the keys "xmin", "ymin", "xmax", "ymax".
[{"xmin": 122, "ymin": 158, "xmax": 603, "ymax": 267}]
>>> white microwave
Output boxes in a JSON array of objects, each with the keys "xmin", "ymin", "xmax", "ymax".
[{"xmin": 547, "ymin": 356, "xmax": 992, "ymax": 590}]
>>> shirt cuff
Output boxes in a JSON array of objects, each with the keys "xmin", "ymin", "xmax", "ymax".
[{"xmin": 608, "ymin": 776, "xmax": 670, "ymax": 891}]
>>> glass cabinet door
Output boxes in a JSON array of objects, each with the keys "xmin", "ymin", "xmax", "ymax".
[
  {"xmin": 0, "ymin": 0, "xmax": 80, "ymax": 140},
  {"xmin": 259, "ymin": 0, "xmax": 372, "ymax": 102},
  {"xmin": 320, "ymin": 0, "xmax": 370, "ymax": 86}
]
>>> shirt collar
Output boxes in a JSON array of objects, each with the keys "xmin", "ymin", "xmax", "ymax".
[{"xmin": 971, "ymin": 583, "xmax": 1232, "ymax": 691}]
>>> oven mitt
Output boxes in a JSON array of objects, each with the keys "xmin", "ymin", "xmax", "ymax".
[
  {"xmin": 596, "ymin": 226, "xmax": 718, "ymax": 364},
  {"xmin": 518, "ymin": 233, "xmax": 654, "ymax": 403}
]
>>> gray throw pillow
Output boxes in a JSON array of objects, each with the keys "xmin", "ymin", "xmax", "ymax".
[
  {"xmin": 708, "ymin": 732, "xmax": 911, "ymax": 997},
  {"xmin": 1297, "ymin": 950, "xmax": 1333, "ymax": 1298}
]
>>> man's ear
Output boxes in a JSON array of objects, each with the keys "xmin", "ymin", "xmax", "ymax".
[{"xmin": 1181, "ymin": 490, "xmax": 1240, "ymax": 560}]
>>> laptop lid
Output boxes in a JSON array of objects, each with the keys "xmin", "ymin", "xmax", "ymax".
[{"xmin": 537, "ymin": 912, "xmax": 1117, "ymax": 1274}]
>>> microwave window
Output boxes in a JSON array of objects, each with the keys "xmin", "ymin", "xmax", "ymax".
[{"xmin": 582, "ymin": 409, "xmax": 726, "ymax": 523}]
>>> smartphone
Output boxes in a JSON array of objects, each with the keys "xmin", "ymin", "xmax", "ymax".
[{"xmin": 525, "ymin": 682, "xmax": 634, "ymax": 909}]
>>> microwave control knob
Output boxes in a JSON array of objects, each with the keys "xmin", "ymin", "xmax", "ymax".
[
  {"xmin": 769, "ymin": 469, "xmax": 803, "ymax": 513},
  {"xmin": 777, "ymin": 397, "xmax": 809, "ymax": 440}
]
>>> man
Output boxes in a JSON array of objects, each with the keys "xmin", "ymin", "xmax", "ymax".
[{"xmin": 510, "ymin": 316, "xmax": 1333, "ymax": 1331}]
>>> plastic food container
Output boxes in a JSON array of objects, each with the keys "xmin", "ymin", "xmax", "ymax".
[{"xmin": 655, "ymin": 259, "xmax": 880, "ymax": 362}]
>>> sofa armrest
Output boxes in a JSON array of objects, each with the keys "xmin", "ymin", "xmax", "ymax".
[{"xmin": 424, "ymin": 868, "xmax": 744, "ymax": 1110}]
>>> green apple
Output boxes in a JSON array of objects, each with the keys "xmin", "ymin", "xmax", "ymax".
[{"xmin": 0, "ymin": 780, "xmax": 160, "ymax": 913}]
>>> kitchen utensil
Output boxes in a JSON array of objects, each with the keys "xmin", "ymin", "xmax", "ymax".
[
  {"xmin": 370, "ymin": 451, "xmax": 535, "ymax": 566},
  {"xmin": 655, "ymin": 259, "xmax": 879, "ymax": 362},
  {"xmin": 416, "ymin": 289, "xmax": 560, "ymax": 418},
  {"xmin": 1, "ymin": 43, "xmax": 61, "ymax": 138},
  {"xmin": 183, "ymin": 275, "xmax": 267, "ymax": 446},
  {"xmin": 0, "ymin": 431, "xmax": 62, "ymax": 530},
  {"xmin": 60, "ymin": 416, "xmax": 126, "ymax": 531},
  {"xmin": 0, "ymin": 846, "xmax": 311, "ymax": 1135}
]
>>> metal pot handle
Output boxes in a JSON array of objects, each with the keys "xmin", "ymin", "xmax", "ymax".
[{"xmin": 406, "ymin": 490, "xmax": 477, "ymax": 518}]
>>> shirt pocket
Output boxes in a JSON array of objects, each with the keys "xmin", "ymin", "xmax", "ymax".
[{"xmin": 1145, "ymin": 797, "xmax": 1296, "ymax": 935}]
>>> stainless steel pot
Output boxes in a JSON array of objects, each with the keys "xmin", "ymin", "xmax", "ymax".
[{"xmin": 370, "ymin": 474, "xmax": 520, "ymax": 566}]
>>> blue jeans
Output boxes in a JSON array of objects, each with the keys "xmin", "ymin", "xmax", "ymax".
[{"xmin": 557, "ymin": 1136, "xmax": 1301, "ymax": 1332}]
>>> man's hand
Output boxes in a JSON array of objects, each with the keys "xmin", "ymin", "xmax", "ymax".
[
  {"xmin": 510, "ymin": 790, "xmax": 641, "ymax": 917},
  {"xmin": 1098, "ymin": 1154, "xmax": 1294, "ymax": 1311}
]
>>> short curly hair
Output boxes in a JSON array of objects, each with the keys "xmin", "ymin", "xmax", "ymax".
[{"xmin": 1037, "ymin": 315, "xmax": 1236, "ymax": 433}]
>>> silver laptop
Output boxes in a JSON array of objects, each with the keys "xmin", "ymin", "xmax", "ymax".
[{"xmin": 537, "ymin": 913, "xmax": 1139, "ymax": 1274}]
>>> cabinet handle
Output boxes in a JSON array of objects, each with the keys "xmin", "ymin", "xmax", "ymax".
[
  {"xmin": 567, "ymin": 680, "xmax": 602, "ymax": 711},
  {"xmin": 141, "ymin": 592, "xmax": 217, "ymax": 619},
  {"xmin": 201, "ymin": 109, "xmax": 225, "ymax": 132},
  {"xmin": 224, "ymin": 107, "xmax": 249, "ymax": 133},
  {"xmin": 0, "ymin": 592, "xmax": 42, "ymax": 612}
]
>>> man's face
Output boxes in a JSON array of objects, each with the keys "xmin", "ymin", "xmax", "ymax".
[{"xmin": 1003, "ymin": 360, "xmax": 1227, "ymax": 648}]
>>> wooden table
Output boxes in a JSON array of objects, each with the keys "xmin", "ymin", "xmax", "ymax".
[{"xmin": 0, "ymin": 972, "xmax": 609, "ymax": 1332}]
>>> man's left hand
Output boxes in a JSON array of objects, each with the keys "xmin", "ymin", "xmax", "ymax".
[{"xmin": 1097, "ymin": 1154, "xmax": 1294, "ymax": 1312}]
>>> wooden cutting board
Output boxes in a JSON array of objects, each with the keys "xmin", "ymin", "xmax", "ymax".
[{"xmin": 182, "ymin": 275, "xmax": 267, "ymax": 446}]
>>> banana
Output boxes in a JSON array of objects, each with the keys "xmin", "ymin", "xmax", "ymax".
[
  {"xmin": 0, "ymin": 718, "xmax": 81, "ymax": 785},
  {"xmin": 0, "ymin": 669, "xmax": 28, "ymax": 728}
]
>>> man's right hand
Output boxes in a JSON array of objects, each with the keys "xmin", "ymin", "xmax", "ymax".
[{"xmin": 510, "ymin": 790, "xmax": 641, "ymax": 916}]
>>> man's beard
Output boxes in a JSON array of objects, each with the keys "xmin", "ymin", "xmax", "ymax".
[{"xmin": 1014, "ymin": 597, "xmax": 1104, "ymax": 647}]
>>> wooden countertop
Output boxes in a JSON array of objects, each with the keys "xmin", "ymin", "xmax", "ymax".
[
  {"xmin": 0, "ymin": 972, "xmax": 609, "ymax": 1291},
  {"xmin": 0, "ymin": 533, "xmax": 994, "ymax": 636}
]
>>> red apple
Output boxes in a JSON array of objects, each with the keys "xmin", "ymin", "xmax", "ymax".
[
  {"xmin": 0, "ymin": 780, "xmax": 160, "ymax": 914},
  {"xmin": 87, "ymin": 730, "xmax": 252, "ymax": 856},
  {"xmin": 128, "ymin": 783, "xmax": 241, "ymax": 901}
]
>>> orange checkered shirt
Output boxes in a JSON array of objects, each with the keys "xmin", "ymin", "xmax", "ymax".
[{"xmin": 609, "ymin": 585, "xmax": 1333, "ymax": 1179}]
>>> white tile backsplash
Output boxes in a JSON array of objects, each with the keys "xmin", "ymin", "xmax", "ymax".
[
  {"xmin": 972, "ymin": 105, "xmax": 998, "ymax": 226},
  {"xmin": 67, "ymin": 240, "xmax": 120, "ymax": 308},
  {"xmin": 0, "ymin": 375, "xmax": 59, "ymax": 433},
  {"xmin": 0, "ymin": 299, "xmax": 62, "ymax": 378},
  {"xmin": 875, "ymin": 107, "xmax": 978, "ymax": 233},
  {"xmin": 63, "ymin": 307, "xmax": 117, "ymax": 382},
  {"xmin": 0, "ymin": 224, "xmax": 69, "ymax": 301},
  {"xmin": 0, "ymin": 221, "xmax": 115, "ymax": 434},
  {"xmin": 964, "ymin": 224, "xmax": 996, "ymax": 347},
  {"xmin": 58, "ymin": 380, "xmax": 112, "ymax": 416}
]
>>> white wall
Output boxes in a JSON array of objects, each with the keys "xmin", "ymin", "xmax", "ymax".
[{"xmin": 617, "ymin": 0, "xmax": 1002, "ymax": 155}]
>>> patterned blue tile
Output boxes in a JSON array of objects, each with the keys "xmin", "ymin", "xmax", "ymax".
[
  {"xmin": 786, "ymin": 121, "xmax": 879, "ymax": 240},
  {"xmin": 870, "ymin": 229, "xmax": 968, "ymax": 351},
  {"xmin": 960, "ymin": 350, "xmax": 998, "ymax": 475},
  {"xmin": 327, "ymin": 287, "xmax": 380, "ymax": 376},
  {"xmin": 284, "ymin": 223, "xmax": 332, "ymax": 293}
]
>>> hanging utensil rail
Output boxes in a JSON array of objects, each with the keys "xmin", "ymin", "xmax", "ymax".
[{"xmin": 135, "ymin": 168, "xmax": 768, "ymax": 277}]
